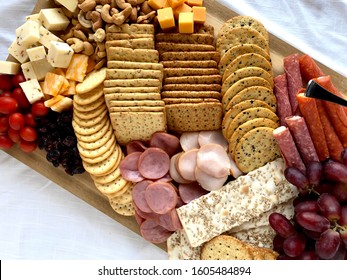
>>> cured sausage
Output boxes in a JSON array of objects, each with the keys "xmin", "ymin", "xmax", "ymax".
[
  {"xmin": 179, "ymin": 131, "xmax": 200, "ymax": 151},
  {"xmin": 273, "ymin": 74, "xmax": 293, "ymax": 126},
  {"xmin": 145, "ymin": 181, "xmax": 178, "ymax": 215},
  {"xmin": 169, "ymin": 153, "xmax": 191, "ymax": 184},
  {"xmin": 177, "ymin": 148, "xmax": 199, "ymax": 181},
  {"xmin": 298, "ymin": 54, "xmax": 325, "ymax": 83},
  {"xmin": 126, "ymin": 140, "xmax": 147, "ymax": 155},
  {"xmin": 149, "ymin": 131, "xmax": 181, "ymax": 157},
  {"xmin": 273, "ymin": 126, "xmax": 306, "ymax": 174},
  {"xmin": 296, "ymin": 93, "xmax": 330, "ymax": 161},
  {"xmin": 132, "ymin": 180, "xmax": 153, "ymax": 213},
  {"xmin": 178, "ymin": 181, "xmax": 209, "ymax": 204},
  {"xmin": 195, "ymin": 165, "xmax": 228, "ymax": 191},
  {"xmin": 284, "ymin": 54, "xmax": 303, "ymax": 114},
  {"xmin": 196, "ymin": 143, "xmax": 231, "ymax": 178},
  {"xmin": 140, "ymin": 219, "xmax": 172, "ymax": 244},
  {"xmin": 119, "ymin": 152, "xmax": 144, "ymax": 183},
  {"xmin": 138, "ymin": 147, "xmax": 170, "ymax": 180},
  {"xmin": 285, "ymin": 116, "xmax": 319, "ymax": 165},
  {"xmin": 158, "ymin": 209, "xmax": 182, "ymax": 232},
  {"xmin": 198, "ymin": 130, "xmax": 228, "ymax": 150}
]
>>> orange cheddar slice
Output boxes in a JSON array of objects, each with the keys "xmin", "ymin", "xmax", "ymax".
[
  {"xmin": 52, "ymin": 68, "xmax": 66, "ymax": 76},
  {"xmin": 179, "ymin": 12, "xmax": 194, "ymax": 33},
  {"xmin": 186, "ymin": 0, "xmax": 203, "ymax": 6},
  {"xmin": 51, "ymin": 96, "xmax": 73, "ymax": 113},
  {"xmin": 42, "ymin": 72, "xmax": 68, "ymax": 96},
  {"xmin": 44, "ymin": 94, "xmax": 64, "ymax": 108},
  {"xmin": 65, "ymin": 54, "xmax": 89, "ymax": 82},
  {"xmin": 168, "ymin": 0, "xmax": 185, "ymax": 8},
  {"xmin": 61, "ymin": 80, "xmax": 76, "ymax": 96},
  {"xmin": 192, "ymin": 6, "xmax": 206, "ymax": 24},
  {"xmin": 157, "ymin": 7, "xmax": 176, "ymax": 30},
  {"xmin": 148, "ymin": 0, "xmax": 169, "ymax": 10},
  {"xmin": 173, "ymin": 3, "xmax": 192, "ymax": 20}
]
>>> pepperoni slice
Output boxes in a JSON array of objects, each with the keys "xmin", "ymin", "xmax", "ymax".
[
  {"xmin": 132, "ymin": 180, "xmax": 153, "ymax": 213},
  {"xmin": 145, "ymin": 181, "xmax": 178, "ymax": 215},
  {"xmin": 178, "ymin": 181, "xmax": 209, "ymax": 204},
  {"xmin": 138, "ymin": 147, "xmax": 170, "ymax": 180},
  {"xmin": 149, "ymin": 132, "xmax": 181, "ymax": 157},
  {"xmin": 177, "ymin": 148, "xmax": 198, "ymax": 181},
  {"xmin": 126, "ymin": 140, "xmax": 147, "ymax": 155},
  {"xmin": 140, "ymin": 219, "xmax": 172, "ymax": 244},
  {"xmin": 119, "ymin": 152, "xmax": 144, "ymax": 183}
]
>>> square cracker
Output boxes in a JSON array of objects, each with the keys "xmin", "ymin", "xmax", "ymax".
[
  {"xmin": 156, "ymin": 43, "xmax": 215, "ymax": 54},
  {"xmin": 161, "ymin": 90, "xmax": 222, "ymax": 100},
  {"xmin": 164, "ymin": 68, "xmax": 219, "ymax": 78},
  {"xmin": 108, "ymin": 106, "xmax": 165, "ymax": 113},
  {"xmin": 104, "ymin": 92, "xmax": 161, "ymax": 101},
  {"xmin": 161, "ymin": 60, "xmax": 217, "ymax": 69},
  {"xmin": 160, "ymin": 51, "xmax": 220, "ymax": 63},
  {"xmin": 104, "ymin": 78, "xmax": 162, "ymax": 88},
  {"xmin": 162, "ymin": 83, "xmax": 221, "ymax": 92},
  {"xmin": 106, "ymin": 38, "xmax": 155, "ymax": 51},
  {"xmin": 163, "ymin": 98, "xmax": 220, "ymax": 104},
  {"xmin": 108, "ymin": 100, "xmax": 165, "ymax": 107},
  {"xmin": 164, "ymin": 75, "xmax": 222, "ymax": 85},
  {"xmin": 106, "ymin": 33, "xmax": 154, "ymax": 41},
  {"xmin": 155, "ymin": 33, "xmax": 215, "ymax": 45},
  {"xmin": 103, "ymin": 86, "xmax": 160, "ymax": 94},
  {"xmin": 106, "ymin": 23, "xmax": 155, "ymax": 34},
  {"xmin": 107, "ymin": 47, "xmax": 159, "ymax": 63},
  {"xmin": 106, "ymin": 69, "xmax": 163, "ymax": 81},
  {"xmin": 108, "ymin": 61, "xmax": 163, "ymax": 71}
]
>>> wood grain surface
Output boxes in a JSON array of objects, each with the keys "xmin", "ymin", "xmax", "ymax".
[{"xmin": 4, "ymin": 0, "xmax": 347, "ymax": 252}]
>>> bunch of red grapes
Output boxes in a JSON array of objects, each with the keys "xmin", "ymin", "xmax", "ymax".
[{"xmin": 270, "ymin": 150, "xmax": 347, "ymax": 259}]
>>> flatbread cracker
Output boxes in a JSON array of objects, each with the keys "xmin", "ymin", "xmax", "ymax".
[
  {"xmin": 160, "ymin": 51, "xmax": 220, "ymax": 63},
  {"xmin": 161, "ymin": 60, "xmax": 218, "ymax": 69},
  {"xmin": 104, "ymin": 78, "xmax": 162, "ymax": 88},
  {"xmin": 106, "ymin": 69, "xmax": 163, "ymax": 80},
  {"xmin": 155, "ymin": 33, "xmax": 215, "ymax": 45},
  {"xmin": 164, "ymin": 68, "xmax": 219, "ymax": 78},
  {"xmin": 107, "ymin": 61, "xmax": 163, "ymax": 71},
  {"xmin": 156, "ymin": 42, "xmax": 215, "ymax": 54},
  {"xmin": 107, "ymin": 47, "xmax": 159, "ymax": 63},
  {"xmin": 106, "ymin": 38, "xmax": 155, "ymax": 50},
  {"xmin": 164, "ymin": 75, "xmax": 222, "ymax": 85}
]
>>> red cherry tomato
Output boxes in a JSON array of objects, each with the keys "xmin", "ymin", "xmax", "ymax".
[
  {"xmin": 24, "ymin": 113, "xmax": 37, "ymax": 127},
  {"xmin": 0, "ymin": 134, "xmax": 14, "ymax": 149},
  {"xmin": 12, "ymin": 87, "xmax": 30, "ymax": 109},
  {"xmin": 0, "ymin": 96, "xmax": 18, "ymax": 115},
  {"xmin": 31, "ymin": 101, "xmax": 49, "ymax": 117},
  {"xmin": 19, "ymin": 139, "xmax": 37, "ymax": 153},
  {"xmin": 7, "ymin": 128, "xmax": 21, "ymax": 143},
  {"xmin": 20, "ymin": 126, "xmax": 37, "ymax": 142},
  {"xmin": 9, "ymin": 112, "xmax": 25, "ymax": 131},
  {"xmin": 0, "ymin": 115, "xmax": 9, "ymax": 133},
  {"xmin": 11, "ymin": 73, "xmax": 26, "ymax": 88},
  {"xmin": 0, "ymin": 74, "xmax": 13, "ymax": 91},
  {"xmin": 0, "ymin": 90, "xmax": 12, "ymax": 97}
]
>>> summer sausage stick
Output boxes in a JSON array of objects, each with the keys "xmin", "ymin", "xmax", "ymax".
[
  {"xmin": 298, "ymin": 54, "xmax": 325, "ymax": 83},
  {"xmin": 274, "ymin": 74, "xmax": 293, "ymax": 126},
  {"xmin": 285, "ymin": 116, "xmax": 319, "ymax": 165},
  {"xmin": 296, "ymin": 93, "xmax": 330, "ymax": 161}
]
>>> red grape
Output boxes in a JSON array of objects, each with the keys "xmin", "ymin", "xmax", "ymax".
[
  {"xmin": 0, "ymin": 134, "xmax": 14, "ymax": 149},
  {"xmin": 11, "ymin": 73, "xmax": 26, "ymax": 88},
  {"xmin": 12, "ymin": 87, "xmax": 30, "ymax": 109},
  {"xmin": 0, "ymin": 90, "xmax": 12, "ymax": 97},
  {"xmin": 0, "ymin": 115, "xmax": 9, "ymax": 133},
  {"xmin": 19, "ymin": 139, "xmax": 37, "ymax": 153},
  {"xmin": 0, "ymin": 74, "xmax": 12, "ymax": 90},
  {"xmin": 342, "ymin": 148, "xmax": 347, "ymax": 166},
  {"xmin": 24, "ymin": 113, "xmax": 37, "ymax": 127},
  {"xmin": 31, "ymin": 101, "xmax": 49, "ymax": 117},
  {"xmin": 7, "ymin": 128, "xmax": 21, "ymax": 143},
  {"xmin": 297, "ymin": 251, "xmax": 319, "ymax": 260},
  {"xmin": 20, "ymin": 126, "xmax": 37, "ymax": 142},
  {"xmin": 294, "ymin": 200, "xmax": 319, "ymax": 214},
  {"xmin": 323, "ymin": 160, "xmax": 347, "ymax": 183},
  {"xmin": 269, "ymin": 212, "xmax": 296, "ymax": 238},
  {"xmin": 283, "ymin": 233, "xmax": 306, "ymax": 258},
  {"xmin": 328, "ymin": 242, "xmax": 346, "ymax": 260},
  {"xmin": 306, "ymin": 161, "xmax": 322, "ymax": 186},
  {"xmin": 8, "ymin": 112, "xmax": 25, "ymax": 131},
  {"xmin": 315, "ymin": 229, "xmax": 341, "ymax": 259},
  {"xmin": 339, "ymin": 206, "xmax": 347, "ymax": 226},
  {"xmin": 272, "ymin": 234, "xmax": 285, "ymax": 254},
  {"xmin": 331, "ymin": 182, "xmax": 347, "ymax": 202},
  {"xmin": 295, "ymin": 211, "xmax": 330, "ymax": 232},
  {"xmin": 0, "ymin": 96, "xmax": 18, "ymax": 114},
  {"xmin": 284, "ymin": 166, "xmax": 309, "ymax": 192},
  {"xmin": 339, "ymin": 229, "xmax": 347, "ymax": 248},
  {"xmin": 317, "ymin": 193, "xmax": 341, "ymax": 221}
]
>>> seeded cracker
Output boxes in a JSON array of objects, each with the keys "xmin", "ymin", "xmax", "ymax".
[
  {"xmin": 107, "ymin": 61, "xmax": 163, "ymax": 71},
  {"xmin": 106, "ymin": 38, "xmax": 155, "ymax": 51},
  {"xmin": 107, "ymin": 47, "xmax": 159, "ymax": 63}
]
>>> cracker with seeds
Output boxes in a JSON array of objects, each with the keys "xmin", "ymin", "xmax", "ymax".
[
  {"xmin": 106, "ymin": 23, "xmax": 155, "ymax": 34},
  {"xmin": 106, "ymin": 33, "xmax": 154, "ymax": 41},
  {"xmin": 163, "ymin": 98, "xmax": 219, "ymax": 104},
  {"xmin": 103, "ymin": 86, "xmax": 160, "ymax": 94},
  {"xmin": 106, "ymin": 38, "xmax": 155, "ymax": 51},
  {"xmin": 108, "ymin": 106, "xmax": 165, "ymax": 113},
  {"xmin": 160, "ymin": 51, "xmax": 220, "ymax": 63},
  {"xmin": 106, "ymin": 69, "xmax": 163, "ymax": 81},
  {"xmin": 164, "ymin": 68, "xmax": 219, "ymax": 78},
  {"xmin": 156, "ymin": 43, "xmax": 215, "ymax": 54},
  {"xmin": 164, "ymin": 75, "xmax": 222, "ymax": 85},
  {"xmin": 107, "ymin": 47, "xmax": 159, "ymax": 63},
  {"xmin": 104, "ymin": 92, "xmax": 161, "ymax": 101},
  {"xmin": 162, "ymin": 83, "xmax": 222, "ymax": 92},
  {"xmin": 104, "ymin": 78, "xmax": 162, "ymax": 88},
  {"xmin": 161, "ymin": 60, "xmax": 218, "ymax": 69},
  {"xmin": 161, "ymin": 90, "xmax": 222, "ymax": 100},
  {"xmin": 108, "ymin": 100, "xmax": 165, "ymax": 107},
  {"xmin": 107, "ymin": 61, "xmax": 163, "ymax": 71},
  {"xmin": 155, "ymin": 33, "xmax": 215, "ymax": 45}
]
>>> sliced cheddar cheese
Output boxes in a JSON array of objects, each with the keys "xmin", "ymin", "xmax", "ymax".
[
  {"xmin": 65, "ymin": 54, "xmax": 89, "ymax": 82},
  {"xmin": 41, "ymin": 72, "xmax": 68, "ymax": 96}
]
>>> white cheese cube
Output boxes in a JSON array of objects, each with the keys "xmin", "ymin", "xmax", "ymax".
[
  {"xmin": 55, "ymin": 0, "xmax": 78, "ymax": 12},
  {"xmin": 0, "ymin": 60, "xmax": 21, "ymax": 75},
  {"xmin": 39, "ymin": 26, "xmax": 63, "ymax": 49},
  {"xmin": 47, "ymin": 41, "xmax": 74, "ymax": 68},
  {"xmin": 27, "ymin": 45, "xmax": 46, "ymax": 62},
  {"xmin": 21, "ymin": 62, "xmax": 37, "ymax": 81},
  {"xmin": 39, "ymin": 8, "xmax": 70, "ymax": 31},
  {"xmin": 15, "ymin": 19, "xmax": 40, "ymax": 47},
  {"xmin": 31, "ymin": 58, "xmax": 55, "ymax": 81},
  {"xmin": 19, "ymin": 79, "xmax": 44, "ymax": 104},
  {"xmin": 8, "ymin": 39, "xmax": 30, "ymax": 63},
  {"xmin": 26, "ymin": 13, "xmax": 41, "ymax": 24}
]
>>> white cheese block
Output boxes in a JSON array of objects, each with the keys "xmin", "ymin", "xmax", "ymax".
[
  {"xmin": 47, "ymin": 41, "xmax": 74, "ymax": 68},
  {"xmin": 27, "ymin": 45, "xmax": 46, "ymax": 62},
  {"xmin": 8, "ymin": 39, "xmax": 30, "ymax": 64},
  {"xmin": 31, "ymin": 58, "xmax": 55, "ymax": 81},
  {"xmin": 39, "ymin": 8, "xmax": 70, "ymax": 31},
  {"xmin": 39, "ymin": 26, "xmax": 63, "ymax": 49},
  {"xmin": 55, "ymin": 0, "xmax": 78, "ymax": 12},
  {"xmin": 25, "ymin": 13, "xmax": 41, "ymax": 24},
  {"xmin": 19, "ymin": 79, "xmax": 44, "ymax": 104},
  {"xmin": 176, "ymin": 158, "xmax": 299, "ymax": 247},
  {"xmin": 0, "ymin": 60, "xmax": 21, "ymax": 75},
  {"xmin": 15, "ymin": 19, "xmax": 40, "ymax": 47},
  {"xmin": 21, "ymin": 62, "xmax": 37, "ymax": 81}
]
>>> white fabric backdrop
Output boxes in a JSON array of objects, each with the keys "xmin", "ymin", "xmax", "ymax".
[{"xmin": 0, "ymin": 0, "xmax": 346, "ymax": 260}]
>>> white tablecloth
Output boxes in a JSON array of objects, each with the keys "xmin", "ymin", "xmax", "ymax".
[{"xmin": 0, "ymin": 0, "xmax": 346, "ymax": 260}]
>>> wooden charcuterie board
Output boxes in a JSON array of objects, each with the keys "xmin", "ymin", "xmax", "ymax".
[{"xmin": 4, "ymin": 0, "xmax": 347, "ymax": 253}]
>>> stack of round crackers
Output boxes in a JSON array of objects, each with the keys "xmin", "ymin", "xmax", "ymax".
[{"xmin": 216, "ymin": 16, "xmax": 281, "ymax": 173}]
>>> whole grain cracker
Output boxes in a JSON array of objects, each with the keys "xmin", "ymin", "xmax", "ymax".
[
  {"xmin": 107, "ymin": 61, "xmax": 163, "ymax": 71},
  {"xmin": 108, "ymin": 106, "xmax": 165, "ymax": 113},
  {"xmin": 106, "ymin": 38, "xmax": 155, "ymax": 51},
  {"xmin": 160, "ymin": 51, "xmax": 220, "ymax": 63},
  {"xmin": 161, "ymin": 60, "xmax": 218, "ymax": 69},
  {"xmin": 161, "ymin": 91, "xmax": 222, "ymax": 100},
  {"xmin": 106, "ymin": 69, "xmax": 163, "ymax": 81},
  {"xmin": 164, "ymin": 75, "xmax": 222, "ymax": 85},
  {"xmin": 106, "ymin": 33, "xmax": 154, "ymax": 41},
  {"xmin": 106, "ymin": 23, "xmax": 155, "ymax": 34},
  {"xmin": 162, "ymin": 83, "xmax": 222, "ymax": 92},
  {"xmin": 104, "ymin": 78, "xmax": 162, "ymax": 88},
  {"xmin": 108, "ymin": 100, "xmax": 165, "ymax": 107},
  {"xmin": 164, "ymin": 68, "xmax": 219, "ymax": 78},
  {"xmin": 156, "ymin": 43, "xmax": 215, "ymax": 54},
  {"xmin": 107, "ymin": 47, "xmax": 159, "ymax": 63},
  {"xmin": 103, "ymin": 86, "xmax": 160, "ymax": 94},
  {"xmin": 104, "ymin": 92, "xmax": 161, "ymax": 102},
  {"xmin": 163, "ymin": 98, "xmax": 219, "ymax": 104},
  {"xmin": 155, "ymin": 33, "xmax": 215, "ymax": 45}
]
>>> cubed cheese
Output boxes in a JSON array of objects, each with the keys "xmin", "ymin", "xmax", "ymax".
[
  {"xmin": 8, "ymin": 39, "xmax": 30, "ymax": 64},
  {"xmin": 39, "ymin": 26, "xmax": 64, "ymax": 49},
  {"xmin": 19, "ymin": 79, "xmax": 44, "ymax": 104},
  {"xmin": 21, "ymin": 62, "xmax": 37, "ymax": 80},
  {"xmin": 186, "ymin": 0, "xmax": 203, "ymax": 6},
  {"xmin": 39, "ymin": 8, "xmax": 70, "ymax": 31},
  {"xmin": 55, "ymin": 0, "xmax": 78, "ymax": 13},
  {"xmin": 27, "ymin": 45, "xmax": 46, "ymax": 62},
  {"xmin": 148, "ymin": 0, "xmax": 169, "ymax": 10},
  {"xmin": 31, "ymin": 58, "xmax": 55, "ymax": 81},
  {"xmin": 47, "ymin": 41, "xmax": 74, "ymax": 68},
  {"xmin": 173, "ymin": 3, "xmax": 192, "ymax": 20},
  {"xmin": 168, "ymin": 0, "xmax": 185, "ymax": 8},
  {"xmin": 15, "ymin": 20, "xmax": 40, "ymax": 47},
  {"xmin": 0, "ymin": 61, "xmax": 21, "ymax": 75},
  {"xmin": 192, "ymin": 6, "xmax": 206, "ymax": 24},
  {"xmin": 157, "ymin": 7, "xmax": 176, "ymax": 30},
  {"xmin": 25, "ymin": 13, "xmax": 41, "ymax": 24},
  {"xmin": 179, "ymin": 12, "xmax": 194, "ymax": 33}
]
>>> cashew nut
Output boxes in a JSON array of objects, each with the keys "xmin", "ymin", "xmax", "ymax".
[
  {"xmin": 89, "ymin": 28, "xmax": 106, "ymax": 42},
  {"xmin": 126, "ymin": 0, "xmax": 138, "ymax": 5},
  {"xmin": 89, "ymin": 11, "xmax": 103, "ymax": 31},
  {"xmin": 115, "ymin": 0, "xmax": 132, "ymax": 10},
  {"xmin": 82, "ymin": 41, "xmax": 95, "ymax": 56},
  {"xmin": 137, "ymin": 10, "xmax": 156, "ymax": 23},
  {"xmin": 78, "ymin": 0, "xmax": 97, "ymax": 12},
  {"xmin": 74, "ymin": 29, "xmax": 89, "ymax": 41},
  {"xmin": 129, "ymin": 6, "xmax": 138, "ymax": 23},
  {"xmin": 78, "ymin": 10, "xmax": 93, "ymax": 28},
  {"xmin": 67, "ymin": 38, "xmax": 85, "ymax": 53},
  {"xmin": 113, "ymin": 6, "xmax": 132, "ymax": 25},
  {"xmin": 141, "ymin": 1, "xmax": 153, "ymax": 15},
  {"xmin": 100, "ymin": 4, "xmax": 114, "ymax": 23}
]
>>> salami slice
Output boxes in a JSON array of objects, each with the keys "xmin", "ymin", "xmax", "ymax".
[
  {"xmin": 299, "ymin": 54, "xmax": 325, "ymax": 83},
  {"xmin": 149, "ymin": 132, "xmax": 181, "ymax": 157},
  {"xmin": 126, "ymin": 140, "xmax": 147, "ymax": 155},
  {"xmin": 145, "ymin": 181, "xmax": 178, "ymax": 215},
  {"xmin": 273, "ymin": 74, "xmax": 293, "ymax": 126},
  {"xmin": 158, "ymin": 209, "xmax": 182, "ymax": 232},
  {"xmin": 285, "ymin": 116, "xmax": 319, "ymax": 165},
  {"xmin": 138, "ymin": 147, "xmax": 170, "ymax": 180},
  {"xmin": 132, "ymin": 180, "xmax": 153, "ymax": 213},
  {"xmin": 273, "ymin": 126, "xmax": 306, "ymax": 174},
  {"xmin": 178, "ymin": 181, "xmax": 209, "ymax": 204},
  {"xmin": 140, "ymin": 219, "xmax": 172, "ymax": 244},
  {"xmin": 119, "ymin": 152, "xmax": 144, "ymax": 183},
  {"xmin": 177, "ymin": 148, "xmax": 198, "ymax": 181},
  {"xmin": 284, "ymin": 54, "xmax": 303, "ymax": 114}
]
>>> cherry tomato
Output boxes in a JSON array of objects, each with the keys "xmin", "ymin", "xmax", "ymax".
[
  {"xmin": 12, "ymin": 87, "xmax": 30, "ymax": 109},
  {"xmin": 0, "ymin": 134, "xmax": 14, "ymax": 149},
  {"xmin": 19, "ymin": 139, "xmax": 37, "ymax": 153},
  {"xmin": 31, "ymin": 100, "xmax": 49, "ymax": 117},
  {"xmin": 0, "ymin": 115, "xmax": 9, "ymax": 133},
  {"xmin": 0, "ymin": 90, "xmax": 12, "ymax": 97},
  {"xmin": 24, "ymin": 112, "xmax": 37, "ymax": 127},
  {"xmin": 0, "ymin": 74, "xmax": 13, "ymax": 91},
  {"xmin": 9, "ymin": 112, "xmax": 25, "ymax": 131},
  {"xmin": 0, "ymin": 96, "xmax": 18, "ymax": 115},
  {"xmin": 20, "ymin": 126, "xmax": 37, "ymax": 142},
  {"xmin": 7, "ymin": 128, "xmax": 21, "ymax": 143},
  {"xmin": 11, "ymin": 73, "xmax": 26, "ymax": 88}
]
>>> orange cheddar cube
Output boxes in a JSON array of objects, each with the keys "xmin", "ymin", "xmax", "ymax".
[
  {"xmin": 42, "ymin": 72, "xmax": 68, "ymax": 96},
  {"xmin": 65, "ymin": 54, "xmax": 89, "ymax": 82},
  {"xmin": 173, "ymin": 3, "xmax": 192, "ymax": 20},
  {"xmin": 157, "ymin": 7, "xmax": 176, "ymax": 30},
  {"xmin": 192, "ymin": 6, "xmax": 206, "ymax": 24},
  {"xmin": 168, "ymin": 0, "xmax": 185, "ymax": 8},
  {"xmin": 186, "ymin": 0, "xmax": 203, "ymax": 6},
  {"xmin": 179, "ymin": 12, "xmax": 194, "ymax": 33},
  {"xmin": 148, "ymin": 0, "xmax": 169, "ymax": 10}
]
